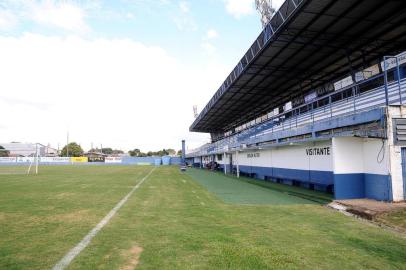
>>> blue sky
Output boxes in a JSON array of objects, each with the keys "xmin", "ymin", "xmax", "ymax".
[{"xmin": 0, "ymin": 0, "xmax": 283, "ymax": 152}]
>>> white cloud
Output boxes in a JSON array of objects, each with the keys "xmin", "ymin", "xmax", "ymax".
[
  {"xmin": 201, "ymin": 29, "xmax": 218, "ymax": 54},
  {"xmin": 172, "ymin": 1, "xmax": 197, "ymax": 31},
  {"xmin": 179, "ymin": 1, "xmax": 190, "ymax": 13},
  {"xmin": 201, "ymin": 42, "xmax": 216, "ymax": 54},
  {"xmin": 31, "ymin": 1, "xmax": 89, "ymax": 33},
  {"xmin": 224, "ymin": 0, "xmax": 255, "ymax": 18},
  {"xmin": 173, "ymin": 16, "xmax": 197, "ymax": 31},
  {"xmin": 0, "ymin": 9, "xmax": 17, "ymax": 30},
  {"xmin": 206, "ymin": 29, "xmax": 218, "ymax": 39},
  {"xmin": 126, "ymin": 12, "xmax": 135, "ymax": 19},
  {"xmin": 0, "ymin": 33, "xmax": 226, "ymax": 151}
]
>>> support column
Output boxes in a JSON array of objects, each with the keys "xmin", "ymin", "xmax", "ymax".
[
  {"xmin": 181, "ymin": 140, "xmax": 186, "ymax": 166},
  {"xmin": 223, "ymin": 152, "xmax": 227, "ymax": 174},
  {"xmin": 236, "ymin": 150, "xmax": 240, "ymax": 178}
]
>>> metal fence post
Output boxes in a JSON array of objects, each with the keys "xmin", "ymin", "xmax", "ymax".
[
  {"xmin": 296, "ymin": 109, "xmax": 298, "ymax": 128},
  {"xmin": 329, "ymin": 95, "xmax": 333, "ymax": 119},
  {"xmin": 396, "ymin": 57, "xmax": 402, "ymax": 105},
  {"xmin": 282, "ymin": 116, "xmax": 284, "ymax": 130},
  {"xmin": 353, "ymin": 86, "xmax": 356, "ymax": 112},
  {"xmin": 383, "ymin": 56, "xmax": 389, "ymax": 106},
  {"xmin": 311, "ymin": 103, "xmax": 314, "ymax": 125}
]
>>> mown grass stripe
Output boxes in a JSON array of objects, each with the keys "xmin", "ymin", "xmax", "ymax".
[{"xmin": 52, "ymin": 167, "xmax": 155, "ymax": 270}]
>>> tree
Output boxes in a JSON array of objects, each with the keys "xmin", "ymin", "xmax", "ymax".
[
  {"xmin": 129, "ymin": 148, "xmax": 140, "ymax": 157},
  {"xmin": 129, "ymin": 148, "xmax": 180, "ymax": 157},
  {"xmin": 0, "ymin": 146, "xmax": 9, "ymax": 157},
  {"xmin": 99, "ymin": 148, "xmax": 113, "ymax": 155},
  {"xmin": 112, "ymin": 149, "xmax": 124, "ymax": 155},
  {"xmin": 89, "ymin": 148, "xmax": 124, "ymax": 155},
  {"xmin": 60, "ymin": 142, "xmax": 84, "ymax": 157},
  {"xmin": 129, "ymin": 149, "xmax": 147, "ymax": 157},
  {"xmin": 177, "ymin": 150, "xmax": 182, "ymax": 156}
]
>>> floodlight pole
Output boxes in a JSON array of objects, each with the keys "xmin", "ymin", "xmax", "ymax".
[{"xmin": 66, "ymin": 131, "xmax": 69, "ymax": 157}]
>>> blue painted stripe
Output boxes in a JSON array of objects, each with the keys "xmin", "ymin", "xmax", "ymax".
[
  {"xmin": 236, "ymin": 165, "xmax": 333, "ymax": 185},
  {"xmin": 231, "ymin": 165, "xmax": 391, "ymax": 201},
  {"xmin": 364, "ymin": 173, "xmax": 391, "ymax": 201},
  {"xmin": 334, "ymin": 174, "xmax": 364, "ymax": 199},
  {"xmin": 334, "ymin": 173, "xmax": 391, "ymax": 201}
]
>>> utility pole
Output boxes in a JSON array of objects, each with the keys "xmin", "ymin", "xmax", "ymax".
[{"xmin": 66, "ymin": 131, "xmax": 69, "ymax": 157}]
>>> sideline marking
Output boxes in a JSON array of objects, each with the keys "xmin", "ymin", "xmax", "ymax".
[{"xmin": 52, "ymin": 167, "xmax": 156, "ymax": 270}]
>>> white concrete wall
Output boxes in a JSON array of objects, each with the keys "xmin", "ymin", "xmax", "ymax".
[
  {"xmin": 386, "ymin": 106, "xmax": 406, "ymax": 201},
  {"xmin": 231, "ymin": 140, "xmax": 332, "ymax": 172},
  {"xmin": 235, "ymin": 149, "xmax": 271, "ymax": 168},
  {"xmin": 363, "ymin": 139, "xmax": 390, "ymax": 175},
  {"xmin": 332, "ymin": 137, "xmax": 389, "ymax": 174},
  {"xmin": 332, "ymin": 137, "xmax": 364, "ymax": 174}
]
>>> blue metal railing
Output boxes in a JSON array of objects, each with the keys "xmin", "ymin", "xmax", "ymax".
[{"xmin": 188, "ymin": 54, "xmax": 406, "ymax": 157}]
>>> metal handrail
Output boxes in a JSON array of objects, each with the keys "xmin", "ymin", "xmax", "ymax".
[
  {"xmin": 203, "ymin": 79, "xmax": 405, "ymax": 155},
  {"xmin": 188, "ymin": 56, "xmax": 405, "ymax": 156}
]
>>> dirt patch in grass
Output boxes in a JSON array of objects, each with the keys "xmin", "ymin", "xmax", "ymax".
[
  {"xmin": 54, "ymin": 192, "xmax": 75, "ymax": 199},
  {"xmin": 120, "ymin": 245, "xmax": 143, "ymax": 270},
  {"xmin": 375, "ymin": 209, "xmax": 406, "ymax": 233},
  {"xmin": 48, "ymin": 209, "xmax": 91, "ymax": 223},
  {"xmin": 334, "ymin": 199, "xmax": 406, "ymax": 233}
]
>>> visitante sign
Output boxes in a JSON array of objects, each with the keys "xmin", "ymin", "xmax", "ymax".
[
  {"xmin": 247, "ymin": 153, "xmax": 260, "ymax": 158},
  {"xmin": 306, "ymin": 147, "xmax": 330, "ymax": 156}
]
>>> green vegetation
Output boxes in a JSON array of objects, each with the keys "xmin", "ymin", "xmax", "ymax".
[
  {"xmin": 376, "ymin": 209, "xmax": 406, "ymax": 232},
  {"xmin": 60, "ymin": 142, "xmax": 84, "ymax": 157},
  {"xmin": 89, "ymin": 148, "xmax": 124, "ymax": 155},
  {"xmin": 0, "ymin": 145, "xmax": 9, "ymax": 157},
  {"xmin": 0, "ymin": 166, "xmax": 405, "ymax": 269},
  {"xmin": 128, "ymin": 148, "xmax": 178, "ymax": 157}
]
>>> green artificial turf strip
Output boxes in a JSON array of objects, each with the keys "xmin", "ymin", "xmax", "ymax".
[
  {"xmin": 186, "ymin": 168, "xmax": 332, "ymax": 205},
  {"xmin": 0, "ymin": 165, "xmax": 405, "ymax": 270}
]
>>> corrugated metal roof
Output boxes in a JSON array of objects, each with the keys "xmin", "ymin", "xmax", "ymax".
[{"xmin": 190, "ymin": 0, "xmax": 406, "ymax": 133}]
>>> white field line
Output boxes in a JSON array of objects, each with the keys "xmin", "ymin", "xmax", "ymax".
[{"xmin": 52, "ymin": 167, "xmax": 156, "ymax": 270}]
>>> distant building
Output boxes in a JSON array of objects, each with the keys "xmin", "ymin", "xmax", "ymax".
[
  {"xmin": 83, "ymin": 152, "xmax": 108, "ymax": 158},
  {"xmin": 0, "ymin": 143, "xmax": 59, "ymax": 157}
]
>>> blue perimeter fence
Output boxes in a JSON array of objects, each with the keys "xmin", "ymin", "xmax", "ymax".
[{"xmin": 0, "ymin": 156, "xmax": 182, "ymax": 166}]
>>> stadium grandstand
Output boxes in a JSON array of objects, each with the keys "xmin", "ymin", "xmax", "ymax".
[{"xmin": 186, "ymin": 0, "xmax": 406, "ymax": 202}]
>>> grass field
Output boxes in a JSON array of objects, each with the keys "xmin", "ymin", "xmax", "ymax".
[{"xmin": 0, "ymin": 166, "xmax": 405, "ymax": 270}]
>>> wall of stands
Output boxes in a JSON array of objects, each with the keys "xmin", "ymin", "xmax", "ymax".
[
  {"xmin": 0, "ymin": 156, "xmax": 181, "ymax": 166},
  {"xmin": 196, "ymin": 138, "xmax": 391, "ymax": 200},
  {"xmin": 233, "ymin": 141, "xmax": 333, "ymax": 192},
  {"xmin": 332, "ymin": 137, "xmax": 391, "ymax": 200}
]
